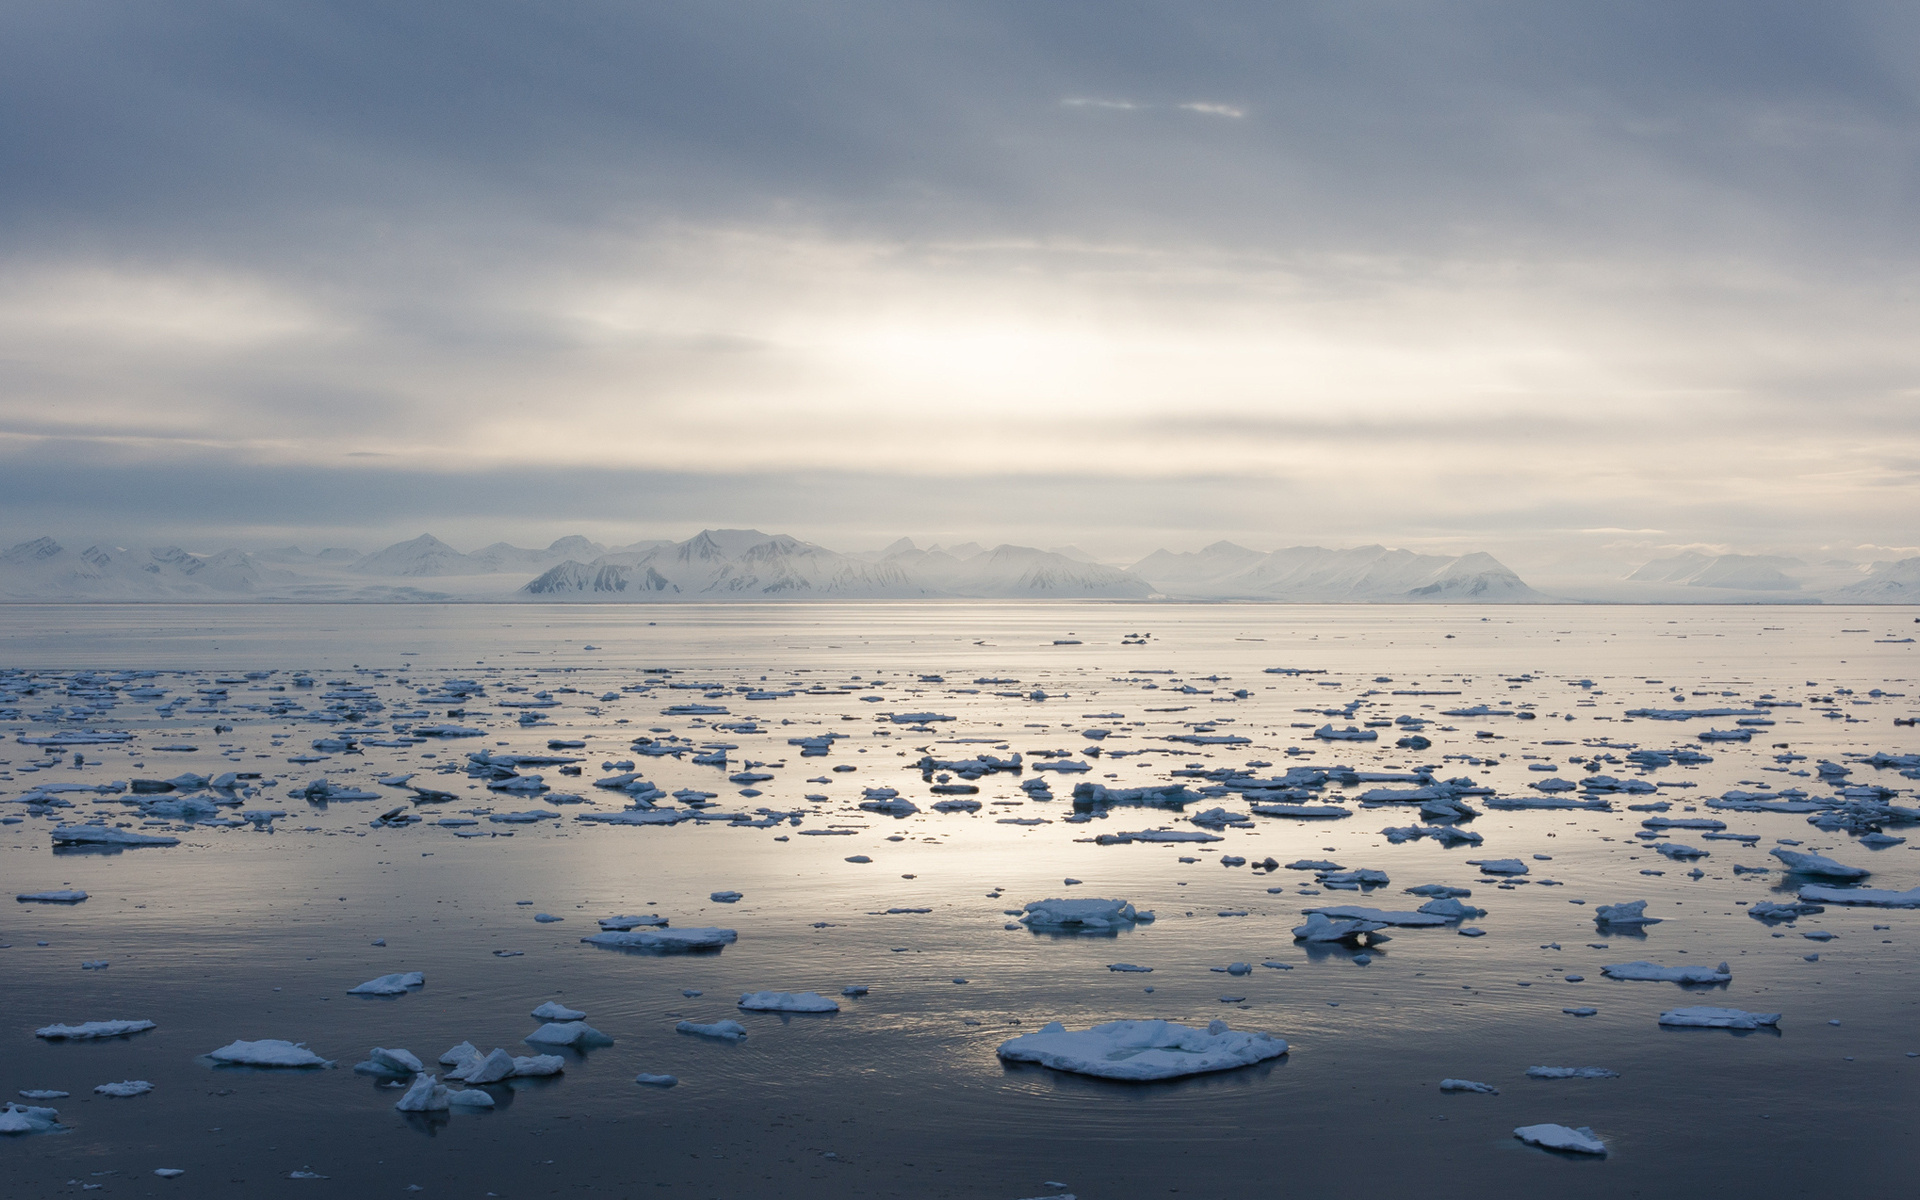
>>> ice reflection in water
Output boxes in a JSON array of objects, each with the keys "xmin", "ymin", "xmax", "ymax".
[{"xmin": 0, "ymin": 603, "xmax": 1914, "ymax": 1197}]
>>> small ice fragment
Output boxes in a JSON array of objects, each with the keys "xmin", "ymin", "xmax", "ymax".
[
  {"xmin": 635, "ymin": 1073, "xmax": 679, "ymax": 1086},
  {"xmin": 531, "ymin": 1001, "xmax": 587, "ymax": 1021},
  {"xmin": 1440, "ymin": 1079, "xmax": 1498, "ymax": 1094},
  {"xmin": 1526, "ymin": 1066, "xmax": 1619, "ymax": 1079}
]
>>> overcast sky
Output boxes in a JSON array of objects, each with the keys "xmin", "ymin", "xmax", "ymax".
[{"xmin": 2, "ymin": 1, "xmax": 1916, "ymax": 574}]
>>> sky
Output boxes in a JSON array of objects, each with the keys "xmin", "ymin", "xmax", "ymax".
[{"xmin": 2, "ymin": 1, "xmax": 1917, "ymax": 578}]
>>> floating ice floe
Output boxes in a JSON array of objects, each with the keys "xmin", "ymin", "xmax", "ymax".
[
  {"xmin": 394, "ymin": 1073, "xmax": 451, "ymax": 1111},
  {"xmin": 35, "ymin": 1019, "xmax": 155, "ymax": 1040},
  {"xmin": 1797, "ymin": 884, "xmax": 1920, "ymax": 908},
  {"xmin": 738, "ymin": 991, "xmax": 839, "ymax": 1012},
  {"xmin": 582, "ymin": 926, "xmax": 737, "ymax": 951},
  {"xmin": 1439, "ymin": 1079, "xmax": 1498, "ymax": 1093},
  {"xmin": 1527, "ymin": 1066, "xmax": 1619, "ymax": 1079},
  {"xmin": 354, "ymin": 1047, "xmax": 423, "ymax": 1076},
  {"xmin": 348, "ymin": 971, "xmax": 425, "ymax": 996},
  {"xmin": 676, "ymin": 1019, "xmax": 748, "ymax": 1040},
  {"xmin": 207, "ymin": 1039, "xmax": 332, "ymax": 1067},
  {"xmin": 1291, "ymin": 913, "xmax": 1389, "ymax": 944},
  {"xmin": 1770, "ymin": 848, "xmax": 1870, "ymax": 879},
  {"xmin": 1601, "ymin": 961, "xmax": 1730, "ymax": 984},
  {"xmin": 50, "ymin": 826, "xmax": 178, "ymax": 847},
  {"xmin": 15, "ymin": 889, "xmax": 87, "ymax": 903},
  {"xmin": 1513, "ymin": 1124, "xmax": 1606, "ymax": 1155},
  {"xmin": 1249, "ymin": 803, "xmax": 1350, "ymax": 819},
  {"xmin": 524, "ymin": 1021, "xmax": 614, "ymax": 1048},
  {"xmin": 1304, "ymin": 904, "xmax": 1452, "ymax": 927},
  {"xmin": 531, "ymin": 1001, "xmax": 587, "ymax": 1021},
  {"xmin": 0, "ymin": 1103, "xmax": 62, "ymax": 1134},
  {"xmin": 94, "ymin": 1080, "xmax": 153, "ymax": 1097},
  {"xmin": 996, "ymin": 1019, "xmax": 1287, "ymax": 1081},
  {"xmin": 1019, "ymin": 898, "xmax": 1154, "ymax": 931},
  {"xmin": 1466, "ymin": 858, "xmax": 1529, "ymax": 875},
  {"xmin": 1593, "ymin": 900, "xmax": 1662, "ymax": 926},
  {"xmin": 596, "ymin": 914, "xmax": 667, "ymax": 930},
  {"xmin": 1657, "ymin": 1006, "xmax": 1780, "ymax": 1029},
  {"xmin": 635, "ymin": 1072, "xmax": 678, "ymax": 1086},
  {"xmin": 1095, "ymin": 829, "xmax": 1223, "ymax": 844}
]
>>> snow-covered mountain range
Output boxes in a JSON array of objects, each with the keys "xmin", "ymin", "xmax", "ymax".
[{"xmin": 0, "ymin": 530, "xmax": 1912, "ymax": 603}]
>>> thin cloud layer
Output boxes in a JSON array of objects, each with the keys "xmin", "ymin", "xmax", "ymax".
[{"xmin": 1, "ymin": 1, "xmax": 1916, "ymax": 571}]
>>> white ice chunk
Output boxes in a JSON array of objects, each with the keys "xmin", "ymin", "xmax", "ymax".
[
  {"xmin": 347, "ymin": 971, "xmax": 425, "ymax": 996},
  {"xmin": 996, "ymin": 1019, "xmax": 1287, "ymax": 1081},
  {"xmin": 94, "ymin": 1080, "xmax": 153, "ymax": 1097},
  {"xmin": 1798, "ymin": 884, "xmax": 1920, "ymax": 908},
  {"xmin": 50, "ymin": 826, "xmax": 178, "ymax": 846},
  {"xmin": 35, "ymin": 1019, "xmax": 155, "ymax": 1040},
  {"xmin": 531, "ymin": 1001, "xmax": 587, "ymax": 1021},
  {"xmin": 447, "ymin": 1088, "xmax": 495, "ymax": 1108},
  {"xmin": 394, "ymin": 1073, "xmax": 450, "ymax": 1111},
  {"xmin": 437, "ymin": 1041, "xmax": 480, "ymax": 1069},
  {"xmin": 1019, "ymin": 898, "xmax": 1154, "ymax": 930},
  {"xmin": 738, "ymin": 991, "xmax": 839, "ymax": 1013},
  {"xmin": 0, "ymin": 1103, "xmax": 61, "ymax": 1134},
  {"xmin": 676, "ymin": 1019, "xmax": 748, "ymax": 1040},
  {"xmin": 1593, "ymin": 900, "xmax": 1662, "ymax": 926},
  {"xmin": 1466, "ymin": 858, "xmax": 1528, "ymax": 875},
  {"xmin": 449, "ymin": 1048, "xmax": 516, "ymax": 1083},
  {"xmin": 582, "ymin": 927, "xmax": 736, "ymax": 951},
  {"xmin": 207, "ymin": 1039, "xmax": 332, "ymax": 1067},
  {"xmin": 1602, "ymin": 960, "xmax": 1731, "ymax": 984},
  {"xmin": 363, "ymin": 1047, "xmax": 422, "ymax": 1075},
  {"xmin": 15, "ymin": 889, "xmax": 87, "ymax": 903},
  {"xmin": 1657, "ymin": 1006, "xmax": 1781, "ymax": 1029},
  {"xmin": 1439, "ymin": 1079, "xmax": 1498, "ymax": 1093},
  {"xmin": 524, "ymin": 1021, "xmax": 613, "ymax": 1048},
  {"xmin": 1513, "ymin": 1124, "xmax": 1606, "ymax": 1155},
  {"xmin": 1770, "ymin": 848, "xmax": 1870, "ymax": 879}
]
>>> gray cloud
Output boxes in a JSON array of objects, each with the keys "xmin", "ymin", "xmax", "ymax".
[{"xmin": 1, "ymin": 1, "xmax": 1916, "ymax": 568}]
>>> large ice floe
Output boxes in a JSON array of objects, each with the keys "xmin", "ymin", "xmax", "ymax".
[
  {"xmin": 1657, "ymin": 1006, "xmax": 1781, "ymax": 1029},
  {"xmin": 1018, "ymin": 898, "xmax": 1155, "ymax": 931},
  {"xmin": 738, "ymin": 991, "xmax": 840, "ymax": 1012},
  {"xmin": 1770, "ymin": 848, "xmax": 1870, "ymax": 879},
  {"xmin": 49, "ymin": 825, "xmax": 179, "ymax": 846},
  {"xmin": 206, "ymin": 1039, "xmax": 333, "ymax": 1067},
  {"xmin": 1601, "ymin": 960, "xmax": 1731, "ymax": 984},
  {"xmin": 35, "ymin": 1019, "xmax": 156, "ymax": 1040},
  {"xmin": 1797, "ymin": 884, "xmax": 1920, "ymax": 908},
  {"xmin": 347, "ymin": 971, "xmax": 425, "ymax": 995},
  {"xmin": 1513, "ymin": 1124, "xmax": 1607, "ymax": 1155},
  {"xmin": 995, "ymin": 1019, "xmax": 1287, "ymax": 1081},
  {"xmin": 0, "ymin": 1103, "xmax": 63, "ymax": 1135},
  {"xmin": 581, "ymin": 926, "xmax": 737, "ymax": 951}
]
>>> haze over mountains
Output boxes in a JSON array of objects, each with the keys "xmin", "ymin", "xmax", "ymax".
[{"xmin": 0, "ymin": 530, "xmax": 1913, "ymax": 604}]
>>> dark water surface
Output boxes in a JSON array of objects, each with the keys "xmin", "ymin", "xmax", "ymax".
[{"xmin": 2, "ymin": 604, "xmax": 1916, "ymax": 1199}]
